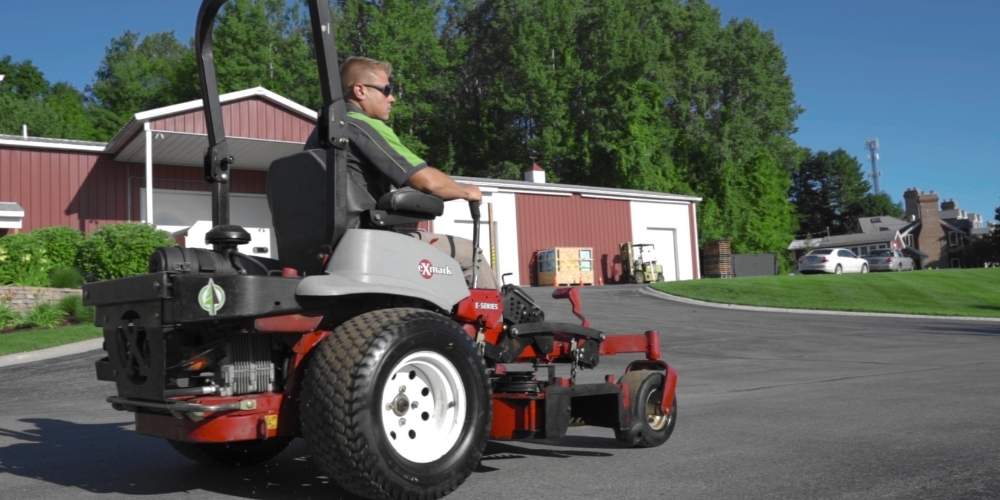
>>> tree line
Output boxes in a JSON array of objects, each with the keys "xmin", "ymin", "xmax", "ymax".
[{"xmin": 5, "ymin": 0, "xmax": 970, "ymax": 262}]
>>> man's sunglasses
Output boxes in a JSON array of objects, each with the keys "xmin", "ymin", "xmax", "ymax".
[{"xmin": 363, "ymin": 83, "xmax": 394, "ymax": 97}]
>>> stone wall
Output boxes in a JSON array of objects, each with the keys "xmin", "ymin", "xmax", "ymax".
[{"xmin": 0, "ymin": 286, "xmax": 82, "ymax": 314}]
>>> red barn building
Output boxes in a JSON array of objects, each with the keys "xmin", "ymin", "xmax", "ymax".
[{"xmin": 0, "ymin": 88, "xmax": 701, "ymax": 285}]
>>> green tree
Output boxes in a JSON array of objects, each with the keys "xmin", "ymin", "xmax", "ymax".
[
  {"xmin": 701, "ymin": 16, "xmax": 801, "ymax": 252},
  {"xmin": 337, "ymin": 0, "xmax": 455, "ymax": 165},
  {"xmin": 444, "ymin": 0, "xmax": 587, "ymax": 177},
  {"xmin": 790, "ymin": 149, "xmax": 870, "ymax": 236},
  {"xmin": 210, "ymin": 0, "xmax": 318, "ymax": 107},
  {"xmin": 444, "ymin": 0, "xmax": 800, "ymax": 255},
  {"xmin": 0, "ymin": 56, "xmax": 100, "ymax": 140},
  {"xmin": 992, "ymin": 206, "xmax": 1000, "ymax": 258},
  {"xmin": 87, "ymin": 31, "xmax": 196, "ymax": 138},
  {"xmin": 855, "ymin": 192, "xmax": 903, "ymax": 220},
  {"xmin": 0, "ymin": 56, "xmax": 47, "ymax": 99}
]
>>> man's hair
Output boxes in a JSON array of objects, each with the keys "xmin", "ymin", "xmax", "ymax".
[{"xmin": 341, "ymin": 56, "xmax": 393, "ymax": 99}]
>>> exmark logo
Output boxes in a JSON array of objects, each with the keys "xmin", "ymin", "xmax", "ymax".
[
  {"xmin": 198, "ymin": 278, "xmax": 226, "ymax": 316},
  {"xmin": 417, "ymin": 259, "xmax": 453, "ymax": 279}
]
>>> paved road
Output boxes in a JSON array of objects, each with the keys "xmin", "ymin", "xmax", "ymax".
[{"xmin": 1, "ymin": 286, "xmax": 998, "ymax": 499}]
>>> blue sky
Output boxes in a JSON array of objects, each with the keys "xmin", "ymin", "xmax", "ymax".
[
  {"xmin": 1, "ymin": 1, "xmax": 997, "ymax": 222},
  {"xmin": 712, "ymin": 0, "xmax": 999, "ymax": 224}
]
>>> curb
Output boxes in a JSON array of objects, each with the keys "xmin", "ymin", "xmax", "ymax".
[
  {"xmin": 0, "ymin": 337, "xmax": 103, "ymax": 369},
  {"xmin": 640, "ymin": 287, "xmax": 1000, "ymax": 323}
]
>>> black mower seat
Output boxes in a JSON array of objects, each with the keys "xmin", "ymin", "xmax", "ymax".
[
  {"xmin": 368, "ymin": 188, "xmax": 443, "ymax": 227},
  {"xmin": 376, "ymin": 188, "xmax": 443, "ymax": 215}
]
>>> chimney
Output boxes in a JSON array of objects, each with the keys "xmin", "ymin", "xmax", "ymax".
[
  {"xmin": 524, "ymin": 161, "xmax": 546, "ymax": 183},
  {"xmin": 912, "ymin": 189, "xmax": 944, "ymax": 268},
  {"xmin": 22, "ymin": 124, "xmax": 28, "ymax": 138},
  {"xmin": 903, "ymin": 188, "xmax": 920, "ymax": 220}
]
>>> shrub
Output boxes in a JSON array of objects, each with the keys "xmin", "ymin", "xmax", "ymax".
[
  {"xmin": 0, "ymin": 233, "xmax": 51, "ymax": 286},
  {"xmin": 21, "ymin": 302, "xmax": 67, "ymax": 329},
  {"xmin": 78, "ymin": 223, "xmax": 175, "ymax": 280},
  {"xmin": 32, "ymin": 226, "xmax": 84, "ymax": 270},
  {"xmin": 48, "ymin": 265, "xmax": 84, "ymax": 288},
  {"xmin": 0, "ymin": 302, "xmax": 20, "ymax": 330},
  {"xmin": 57, "ymin": 295, "xmax": 94, "ymax": 324}
]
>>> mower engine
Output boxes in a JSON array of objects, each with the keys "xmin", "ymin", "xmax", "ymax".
[{"xmin": 167, "ymin": 333, "xmax": 276, "ymax": 397}]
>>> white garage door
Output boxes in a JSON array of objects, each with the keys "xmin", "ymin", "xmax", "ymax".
[{"xmin": 139, "ymin": 188, "xmax": 276, "ymax": 256}]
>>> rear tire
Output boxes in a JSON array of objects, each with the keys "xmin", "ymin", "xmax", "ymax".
[
  {"xmin": 615, "ymin": 370, "xmax": 676, "ymax": 448},
  {"xmin": 834, "ymin": 265, "xmax": 843, "ymax": 275},
  {"xmin": 861, "ymin": 264, "xmax": 868, "ymax": 273},
  {"xmin": 167, "ymin": 437, "xmax": 291, "ymax": 467},
  {"xmin": 301, "ymin": 308, "xmax": 491, "ymax": 500}
]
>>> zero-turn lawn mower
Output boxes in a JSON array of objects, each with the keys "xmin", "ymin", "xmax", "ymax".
[{"xmin": 83, "ymin": 1, "xmax": 679, "ymax": 498}]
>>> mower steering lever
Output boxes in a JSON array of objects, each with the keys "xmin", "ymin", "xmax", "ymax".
[{"xmin": 469, "ymin": 200, "xmax": 481, "ymax": 288}]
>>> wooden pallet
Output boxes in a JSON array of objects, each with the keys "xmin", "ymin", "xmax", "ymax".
[{"xmin": 537, "ymin": 247, "xmax": 595, "ymax": 286}]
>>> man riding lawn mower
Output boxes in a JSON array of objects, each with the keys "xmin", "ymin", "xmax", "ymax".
[{"xmin": 83, "ymin": 1, "xmax": 679, "ymax": 499}]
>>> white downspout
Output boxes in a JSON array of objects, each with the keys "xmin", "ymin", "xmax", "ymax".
[{"xmin": 144, "ymin": 122, "xmax": 154, "ymax": 225}]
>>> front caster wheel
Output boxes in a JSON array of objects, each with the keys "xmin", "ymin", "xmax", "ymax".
[
  {"xmin": 615, "ymin": 370, "xmax": 676, "ymax": 448},
  {"xmin": 301, "ymin": 308, "xmax": 491, "ymax": 500}
]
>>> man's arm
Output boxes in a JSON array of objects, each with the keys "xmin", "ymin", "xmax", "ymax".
[{"xmin": 408, "ymin": 167, "xmax": 482, "ymax": 202}]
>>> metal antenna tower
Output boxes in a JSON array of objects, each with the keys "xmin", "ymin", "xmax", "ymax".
[{"xmin": 865, "ymin": 138, "xmax": 880, "ymax": 194}]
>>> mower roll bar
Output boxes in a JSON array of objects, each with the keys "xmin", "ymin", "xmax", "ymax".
[{"xmin": 196, "ymin": 0, "xmax": 349, "ymax": 247}]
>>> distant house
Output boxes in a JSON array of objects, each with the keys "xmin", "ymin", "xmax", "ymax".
[
  {"xmin": 788, "ymin": 215, "xmax": 915, "ymax": 262},
  {"xmin": 788, "ymin": 188, "xmax": 989, "ymax": 269}
]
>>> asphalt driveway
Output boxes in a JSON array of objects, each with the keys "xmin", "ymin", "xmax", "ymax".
[{"xmin": 1, "ymin": 285, "xmax": 998, "ymax": 499}]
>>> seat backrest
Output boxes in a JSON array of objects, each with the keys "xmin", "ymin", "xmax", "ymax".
[{"xmin": 266, "ymin": 149, "xmax": 330, "ymax": 275}]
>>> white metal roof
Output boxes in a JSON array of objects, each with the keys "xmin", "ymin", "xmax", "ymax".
[
  {"xmin": 0, "ymin": 133, "xmax": 106, "ymax": 153},
  {"xmin": 0, "ymin": 87, "xmax": 315, "ymax": 156},
  {"xmin": 105, "ymin": 86, "xmax": 316, "ymax": 155},
  {"xmin": 457, "ymin": 176, "xmax": 701, "ymax": 204}
]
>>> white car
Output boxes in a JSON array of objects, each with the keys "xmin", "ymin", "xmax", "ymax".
[{"xmin": 797, "ymin": 248, "xmax": 869, "ymax": 274}]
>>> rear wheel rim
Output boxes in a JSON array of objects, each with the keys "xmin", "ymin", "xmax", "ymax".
[{"xmin": 380, "ymin": 350, "xmax": 467, "ymax": 464}]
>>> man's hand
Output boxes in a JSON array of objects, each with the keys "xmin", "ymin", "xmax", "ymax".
[
  {"xmin": 408, "ymin": 167, "xmax": 482, "ymax": 202},
  {"xmin": 461, "ymin": 183, "xmax": 482, "ymax": 202}
]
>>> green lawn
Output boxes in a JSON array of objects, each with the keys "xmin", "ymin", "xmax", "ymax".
[
  {"xmin": 0, "ymin": 324, "xmax": 102, "ymax": 356},
  {"xmin": 653, "ymin": 268, "xmax": 1000, "ymax": 318}
]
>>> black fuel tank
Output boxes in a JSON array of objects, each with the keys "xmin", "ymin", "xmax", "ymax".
[{"xmin": 148, "ymin": 246, "xmax": 235, "ymax": 275}]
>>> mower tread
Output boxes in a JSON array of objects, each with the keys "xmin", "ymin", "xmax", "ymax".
[{"xmin": 301, "ymin": 307, "xmax": 489, "ymax": 500}]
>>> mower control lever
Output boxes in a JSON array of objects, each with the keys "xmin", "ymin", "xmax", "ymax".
[{"xmin": 469, "ymin": 200, "xmax": 481, "ymax": 288}]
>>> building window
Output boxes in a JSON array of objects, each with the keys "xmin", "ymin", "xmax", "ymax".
[
  {"xmin": 948, "ymin": 231, "xmax": 960, "ymax": 247},
  {"xmin": 950, "ymin": 258, "xmax": 961, "ymax": 268},
  {"xmin": 878, "ymin": 244, "xmax": 888, "ymax": 249},
  {"xmin": 903, "ymin": 234, "xmax": 914, "ymax": 248}
]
